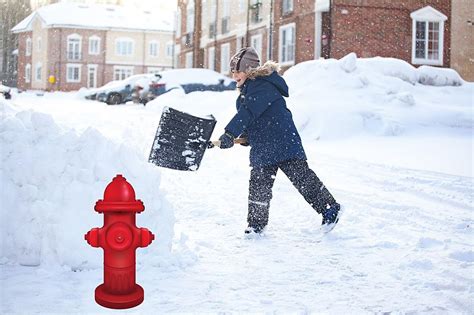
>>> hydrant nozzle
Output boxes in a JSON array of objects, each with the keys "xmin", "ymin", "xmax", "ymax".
[{"xmin": 85, "ymin": 174, "xmax": 155, "ymax": 309}]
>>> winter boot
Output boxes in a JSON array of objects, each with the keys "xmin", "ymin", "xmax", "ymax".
[
  {"xmin": 244, "ymin": 225, "xmax": 265, "ymax": 234},
  {"xmin": 322, "ymin": 203, "xmax": 340, "ymax": 226}
]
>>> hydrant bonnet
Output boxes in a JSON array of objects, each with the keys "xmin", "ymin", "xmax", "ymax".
[{"xmin": 95, "ymin": 174, "xmax": 144, "ymax": 213}]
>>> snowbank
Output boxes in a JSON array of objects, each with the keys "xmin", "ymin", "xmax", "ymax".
[
  {"xmin": 0, "ymin": 99, "xmax": 174, "ymax": 269},
  {"xmin": 284, "ymin": 53, "xmax": 472, "ymax": 140}
]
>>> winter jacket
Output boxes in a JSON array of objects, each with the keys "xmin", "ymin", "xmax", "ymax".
[{"xmin": 225, "ymin": 62, "xmax": 306, "ymax": 167}]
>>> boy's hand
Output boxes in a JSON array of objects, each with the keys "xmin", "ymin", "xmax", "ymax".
[{"xmin": 218, "ymin": 132, "xmax": 235, "ymax": 149}]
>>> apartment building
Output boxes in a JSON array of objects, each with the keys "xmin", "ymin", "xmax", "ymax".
[
  {"xmin": 12, "ymin": 2, "xmax": 174, "ymax": 91},
  {"xmin": 176, "ymin": 0, "xmax": 472, "ymax": 81}
]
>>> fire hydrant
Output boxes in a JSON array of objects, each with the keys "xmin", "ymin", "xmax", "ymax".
[{"xmin": 85, "ymin": 174, "xmax": 155, "ymax": 309}]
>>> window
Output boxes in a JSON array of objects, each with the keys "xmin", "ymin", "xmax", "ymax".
[
  {"xmin": 185, "ymin": 52, "xmax": 193, "ymax": 68},
  {"xmin": 115, "ymin": 38, "xmax": 134, "ymax": 56},
  {"xmin": 279, "ymin": 23, "xmax": 295, "ymax": 64},
  {"xmin": 26, "ymin": 37, "xmax": 32, "ymax": 56},
  {"xmin": 186, "ymin": 0, "xmax": 195, "ymax": 33},
  {"xmin": 251, "ymin": 34, "xmax": 263, "ymax": 61},
  {"xmin": 410, "ymin": 6, "xmax": 447, "ymax": 66},
  {"xmin": 37, "ymin": 37, "xmax": 42, "ymax": 52},
  {"xmin": 89, "ymin": 36, "xmax": 100, "ymax": 55},
  {"xmin": 149, "ymin": 41, "xmax": 159, "ymax": 57},
  {"xmin": 176, "ymin": 10, "xmax": 181, "ymax": 37},
  {"xmin": 166, "ymin": 42, "xmax": 173, "ymax": 58},
  {"xmin": 208, "ymin": 47, "xmax": 215, "ymax": 70},
  {"xmin": 35, "ymin": 62, "xmax": 42, "ymax": 81},
  {"xmin": 250, "ymin": 0, "xmax": 262, "ymax": 24},
  {"xmin": 222, "ymin": 17, "xmax": 230, "ymax": 34},
  {"xmin": 113, "ymin": 66, "xmax": 133, "ymax": 80},
  {"xmin": 282, "ymin": 0, "xmax": 293, "ymax": 15},
  {"xmin": 66, "ymin": 64, "xmax": 81, "ymax": 83},
  {"xmin": 220, "ymin": 43, "xmax": 230, "ymax": 74},
  {"xmin": 25, "ymin": 64, "xmax": 31, "ymax": 83},
  {"xmin": 67, "ymin": 34, "xmax": 82, "ymax": 60}
]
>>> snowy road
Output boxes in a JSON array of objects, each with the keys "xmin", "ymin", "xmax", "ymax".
[
  {"xmin": 151, "ymin": 147, "xmax": 473, "ymax": 313},
  {"xmin": 2, "ymin": 142, "xmax": 472, "ymax": 313},
  {"xmin": 2, "ymin": 58, "xmax": 473, "ymax": 313}
]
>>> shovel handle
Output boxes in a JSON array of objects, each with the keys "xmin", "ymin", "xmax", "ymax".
[{"xmin": 211, "ymin": 137, "xmax": 248, "ymax": 148}]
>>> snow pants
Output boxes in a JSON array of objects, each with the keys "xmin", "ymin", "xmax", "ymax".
[{"xmin": 248, "ymin": 159, "xmax": 337, "ymax": 230}]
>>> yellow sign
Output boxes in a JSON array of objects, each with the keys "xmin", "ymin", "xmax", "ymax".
[{"xmin": 48, "ymin": 75, "xmax": 56, "ymax": 84}]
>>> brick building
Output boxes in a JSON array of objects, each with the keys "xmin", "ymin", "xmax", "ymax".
[
  {"xmin": 12, "ymin": 2, "xmax": 174, "ymax": 91},
  {"xmin": 176, "ymin": 0, "xmax": 472, "ymax": 81}
]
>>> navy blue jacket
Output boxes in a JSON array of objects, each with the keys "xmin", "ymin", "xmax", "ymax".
[{"xmin": 225, "ymin": 71, "xmax": 306, "ymax": 167}]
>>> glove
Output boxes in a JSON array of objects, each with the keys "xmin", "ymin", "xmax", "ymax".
[{"xmin": 218, "ymin": 132, "xmax": 234, "ymax": 149}]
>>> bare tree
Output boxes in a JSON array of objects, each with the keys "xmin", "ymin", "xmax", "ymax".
[{"xmin": 0, "ymin": 0, "xmax": 31, "ymax": 86}]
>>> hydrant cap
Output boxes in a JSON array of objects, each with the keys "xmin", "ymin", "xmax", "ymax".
[
  {"xmin": 104, "ymin": 174, "xmax": 136, "ymax": 202},
  {"xmin": 95, "ymin": 174, "xmax": 144, "ymax": 213}
]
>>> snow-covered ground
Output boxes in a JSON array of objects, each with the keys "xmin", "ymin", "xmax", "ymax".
[{"xmin": 1, "ymin": 55, "xmax": 473, "ymax": 313}]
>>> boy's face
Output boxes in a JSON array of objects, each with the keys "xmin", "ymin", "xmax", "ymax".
[{"xmin": 232, "ymin": 70, "xmax": 248, "ymax": 87}]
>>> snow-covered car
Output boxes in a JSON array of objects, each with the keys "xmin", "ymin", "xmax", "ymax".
[
  {"xmin": 0, "ymin": 84, "xmax": 12, "ymax": 100},
  {"xmin": 84, "ymin": 73, "xmax": 162, "ymax": 105},
  {"xmin": 147, "ymin": 68, "xmax": 236, "ymax": 101}
]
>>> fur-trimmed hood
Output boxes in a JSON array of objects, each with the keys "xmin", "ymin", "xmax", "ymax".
[
  {"xmin": 245, "ymin": 60, "xmax": 281, "ymax": 79},
  {"xmin": 244, "ymin": 61, "xmax": 289, "ymax": 97}
]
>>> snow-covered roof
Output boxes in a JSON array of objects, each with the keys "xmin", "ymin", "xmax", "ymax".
[{"xmin": 11, "ymin": 2, "xmax": 174, "ymax": 33}]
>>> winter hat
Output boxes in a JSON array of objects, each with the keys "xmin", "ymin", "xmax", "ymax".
[{"xmin": 229, "ymin": 47, "xmax": 261, "ymax": 72}]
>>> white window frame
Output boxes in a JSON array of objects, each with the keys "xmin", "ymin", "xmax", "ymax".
[
  {"xmin": 35, "ymin": 62, "xmax": 42, "ymax": 81},
  {"xmin": 88, "ymin": 36, "xmax": 101, "ymax": 55},
  {"xmin": 282, "ymin": 0, "xmax": 294, "ymax": 15},
  {"xmin": 186, "ymin": 0, "xmax": 195, "ymax": 33},
  {"xmin": 176, "ymin": 10, "xmax": 181, "ymax": 37},
  {"xmin": 115, "ymin": 38, "xmax": 134, "ymax": 56},
  {"xmin": 67, "ymin": 33, "xmax": 82, "ymax": 60},
  {"xmin": 220, "ymin": 43, "xmax": 230, "ymax": 74},
  {"xmin": 66, "ymin": 64, "xmax": 81, "ymax": 83},
  {"xmin": 279, "ymin": 23, "xmax": 296, "ymax": 66},
  {"xmin": 87, "ymin": 64, "xmax": 98, "ymax": 88},
  {"xmin": 410, "ymin": 6, "xmax": 447, "ymax": 66},
  {"xmin": 113, "ymin": 66, "xmax": 134, "ymax": 81},
  {"xmin": 149, "ymin": 41, "xmax": 159, "ymax": 57},
  {"xmin": 208, "ymin": 46, "xmax": 215, "ymax": 70},
  {"xmin": 26, "ymin": 37, "xmax": 32, "ymax": 56},
  {"xmin": 166, "ymin": 42, "xmax": 173, "ymax": 58},
  {"xmin": 37, "ymin": 37, "xmax": 42, "ymax": 52},
  {"xmin": 251, "ymin": 34, "xmax": 263, "ymax": 62},
  {"xmin": 185, "ymin": 51, "xmax": 193, "ymax": 68},
  {"xmin": 25, "ymin": 63, "xmax": 31, "ymax": 83}
]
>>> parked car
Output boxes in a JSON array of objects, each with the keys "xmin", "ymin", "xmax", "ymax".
[
  {"xmin": 0, "ymin": 84, "xmax": 12, "ymax": 100},
  {"xmin": 83, "ymin": 69, "xmax": 236, "ymax": 105},
  {"xmin": 147, "ymin": 68, "xmax": 236, "ymax": 101},
  {"xmin": 84, "ymin": 73, "xmax": 162, "ymax": 105}
]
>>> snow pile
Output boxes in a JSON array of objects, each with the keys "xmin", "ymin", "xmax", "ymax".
[
  {"xmin": 417, "ymin": 65, "xmax": 463, "ymax": 86},
  {"xmin": 284, "ymin": 53, "xmax": 472, "ymax": 140},
  {"xmin": 0, "ymin": 99, "xmax": 174, "ymax": 269}
]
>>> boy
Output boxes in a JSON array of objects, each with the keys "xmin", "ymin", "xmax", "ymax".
[{"xmin": 217, "ymin": 47, "xmax": 340, "ymax": 234}]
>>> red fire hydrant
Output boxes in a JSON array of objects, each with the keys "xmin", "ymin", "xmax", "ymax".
[{"xmin": 85, "ymin": 174, "xmax": 155, "ymax": 309}]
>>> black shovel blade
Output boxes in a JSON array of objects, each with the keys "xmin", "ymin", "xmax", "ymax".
[{"xmin": 148, "ymin": 107, "xmax": 217, "ymax": 171}]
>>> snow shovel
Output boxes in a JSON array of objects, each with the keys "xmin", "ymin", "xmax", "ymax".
[{"xmin": 148, "ymin": 106, "xmax": 217, "ymax": 171}]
